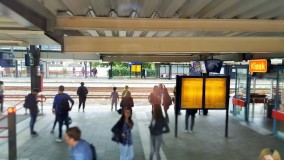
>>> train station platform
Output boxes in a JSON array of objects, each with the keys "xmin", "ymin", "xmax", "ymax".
[{"xmin": 0, "ymin": 77, "xmax": 284, "ymax": 160}]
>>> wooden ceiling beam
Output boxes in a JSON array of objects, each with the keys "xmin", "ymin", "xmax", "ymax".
[
  {"xmin": 102, "ymin": 56, "xmax": 196, "ymax": 62},
  {"xmin": 57, "ymin": 16, "xmax": 284, "ymax": 32},
  {"xmin": 64, "ymin": 37, "xmax": 284, "ymax": 53}
]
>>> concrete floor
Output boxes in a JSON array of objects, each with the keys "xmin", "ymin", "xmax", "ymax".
[{"xmin": 0, "ymin": 77, "xmax": 283, "ymax": 160}]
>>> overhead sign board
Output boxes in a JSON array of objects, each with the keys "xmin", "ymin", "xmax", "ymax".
[
  {"xmin": 249, "ymin": 59, "xmax": 269, "ymax": 74},
  {"xmin": 131, "ymin": 64, "xmax": 141, "ymax": 72}
]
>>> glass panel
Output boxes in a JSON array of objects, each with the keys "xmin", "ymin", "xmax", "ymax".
[
  {"xmin": 41, "ymin": 45, "xmax": 61, "ymax": 51},
  {"xmin": 278, "ymin": 70, "xmax": 284, "ymax": 108},
  {"xmin": 234, "ymin": 68, "xmax": 247, "ymax": 120},
  {"xmin": 160, "ymin": 65, "xmax": 169, "ymax": 78},
  {"xmin": 276, "ymin": 69, "xmax": 284, "ymax": 136},
  {"xmin": 248, "ymin": 75, "xmax": 274, "ymax": 122},
  {"xmin": 172, "ymin": 65, "xmax": 178, "ymax": 77}
]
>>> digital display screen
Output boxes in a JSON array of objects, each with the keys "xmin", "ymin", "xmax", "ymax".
[
  {"xmin": 205, "ymin": 78, "xmax": 226, "ymax": 109},
  {"xmin": 181, "ymin": 78, "xmax": 203, "ymax": 109},
  {"xmin": 131, "ymin": 65, "xmax": 141, "ymax": 72},
  {"xmin": 177, "ymin": 76, "xmax": 229, "ymax": 110}
]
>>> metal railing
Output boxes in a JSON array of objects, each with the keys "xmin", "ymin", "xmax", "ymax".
[{"xmin": 0, "ymin": 95, "xmax": 46, "ymax": 160}]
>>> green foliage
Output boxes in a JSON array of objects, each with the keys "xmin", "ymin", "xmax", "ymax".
[
  {"xmin": 91, "ymin": 62, "xmax": 156, "ymax": 77},
  {"xmin": 142, "ymin": 62, "xmax": 152, "ymax": 69},
  {"xmin": 110, "ymin": 67, "xmax": 156, "ymax": 77},
  {"xmin": 92, "ymin": 62, "xmax": 101, "ymax": 67},
  {"xmin": 113, "ymin": 62, "xmax": 128, "ymax": 68}
]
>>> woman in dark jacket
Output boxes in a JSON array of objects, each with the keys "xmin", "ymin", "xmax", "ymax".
[
  {"xmin": 111, "ymin": 107, "xmax": 134, "ymax": 160},
  {"xmin": 120, "ymin": 91, "xmax": 134, "ymax": 110},
  {"xmin": 149, "ymin": 104, "xmax": 170, "ymax": 160}
]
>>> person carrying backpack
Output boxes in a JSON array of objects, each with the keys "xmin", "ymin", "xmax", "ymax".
[
  {"xmin": 24, "ymin": 88, "xmax": 40, "ymax": 136},
  {"xmin": 53, "ymin": 85, "xmax": 74, "ymax": 142},
  {"xmin": 77, "ymin": 82, "xmax": 88, "ymax": 112}
]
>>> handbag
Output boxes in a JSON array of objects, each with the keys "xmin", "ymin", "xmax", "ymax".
[
  {"xmin": 111, "ymin": 133, "xmax": 120, "ymax": 143},
  {"xmin": 117, "ymin": 108, "xmax": 122, "ymax": 115}
]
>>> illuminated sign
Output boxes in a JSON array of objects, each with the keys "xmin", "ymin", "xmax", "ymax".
[
  {"xmin": 131, "ymin": 65, "xmax": 141, "ymax": 72},
  {"xmin": 181, "ymin": 78, "xmax": 203, "ymax": 109},
  {"xmin": 177, "ymin": 76, "xmax": 229, "ymax": 110},
  {"xmin": 205, "ymin": 78, "xmax": 226, "ymax": 109},
  {"xmin": 249, "ymin": 59, "xmax": 268, "ymax": 74}
]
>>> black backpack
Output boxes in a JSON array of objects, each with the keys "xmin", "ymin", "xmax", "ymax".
[
  {"xmin": 23, "ymin": 94, "xmax": 35, "ymax": 109},
  {"xmin": 60, "ymin": 98, "xmax": 70, "ymax": 113},
  {"xmin": 89, "ymin": 143, "xmax": 97, "ymax": 160},
  {"xmin": 77, "ymin": 86, "xmax": 88, "ymax": 96}
]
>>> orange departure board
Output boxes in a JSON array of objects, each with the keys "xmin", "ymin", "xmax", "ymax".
[
  {"xmin": 131, "ymin": 65, "xmax": 141, "ymax": 72},
  {"xmin": 181, "ymin": 78, "xmax": 203, "ymax": 109},
  {"xmin": 205, "ymin": 78, "xmax": 227, "ymax": 109}
]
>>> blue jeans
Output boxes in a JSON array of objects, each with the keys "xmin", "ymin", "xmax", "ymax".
[
  {"xmin": 30, "ymin": 113, "xmax": 38, "ymax": 133},
  {"xmin": 119, "ymin": 143, "xmax": 134, "ymax": 160},
  {"xmin": 78, "ymin": 97, "xmax": 86, "ymax": 110},
  {"xmin": 52, "ymin": 115, "xmax": 58, "ymax": 131},
  {"xmin": 149, "ymin": 135, "xmax": 163, "ymax": 160},
  {"xmin": 185, "ymin": 112, "xmax": 195, "ymax": 131},
  {"xmin": 57, "ymin": 114, "xmax": 69, "ymax": 138}
]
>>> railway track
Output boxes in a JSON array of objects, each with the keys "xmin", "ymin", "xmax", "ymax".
[{"xmin": 3, "ymin": 86, "xmax": 164, "ymax": 100}]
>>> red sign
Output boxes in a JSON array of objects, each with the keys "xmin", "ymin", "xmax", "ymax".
[
  {"xmin": 232, "ymin": 98, "xmax": 245, "ymax": 107},
  {"xmin": 272, "ymin": 110, "xmax": 284, "ymax": 122}
]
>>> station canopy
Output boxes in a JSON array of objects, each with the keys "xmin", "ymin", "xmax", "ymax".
[{"xmin": 1, "ymin": 0, "xmax": 284, "ymax": 62}]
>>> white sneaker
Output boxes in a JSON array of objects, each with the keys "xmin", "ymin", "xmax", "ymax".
[
  {"xmin": 55, "ymin": 138, "xmax": 63, "ymax": 142},
  {"xmin": 183, "ymin": 129, "xmax": 189, "ymax": 133},
  {"xmin": 189, "ymin": 130, "xmax": 194, "ymax": 134}
]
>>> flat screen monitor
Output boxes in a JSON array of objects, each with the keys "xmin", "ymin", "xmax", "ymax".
[{"xmin": 205, "ymin": 59, "xmax": 223, "ymax": 73}]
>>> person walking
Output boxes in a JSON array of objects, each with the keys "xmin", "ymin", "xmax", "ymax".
[
  {"xmin": 72, "ymin": 67, "xmax": 76, "ymax": 76},
  {"xmin": 110, "ymin": 87, "xmax": 119, "ymax": 111},
  {"xmin": 121, "ymin": 85, "xmax": 130, "ymax": 97},
  {"xmin": 81, "ymin": 67, "xmax": 85, "ymax": 77},
  {"xmin": 184, "ymin": 109, "xmax": 198, "ymax": 133},
  {"xmin": 162, "ymin": 86, "xmax": 172, "ymax": 122},
  {"xmin": 148, "ymin": 85, "xmax": 161, "ymax": 114},
  {"xmin": 0, "ymin": 81, "xmax": 4, "ymax": 113},
  {"xmin": 53, "ymin": 85, "xmax": 74, "ymax": 142},
  {"xmin": 111, "ymin": 107, "xmax": 134, "ymax": 160},
  {"xmin": 172, "ymin": 85, "xmax": 181, "ymax": 115},
  {"xmin": 120, "ymin": 91, "xmax": 134, "ymax": 111},
  {"xmin": 141, "ymin": 68, "xmax": 146, "ymax": 78},
  {"xmin": 149, "ymin": 104, "xmax": 170, "ymax": 160},
  {"xmin": 24, "ymin": 88, "xmax": 40, "ymax": 135},
  {"xmin": 77, "ymin": 82, "xmax": 88, "ymax": 112},
  {"xmin": 93, "ymin": 67, "xmax": 97, "ymax": 78},
  {"xmin": 65, "ymin": 126, "xmax": 94, "ymax": 160}
]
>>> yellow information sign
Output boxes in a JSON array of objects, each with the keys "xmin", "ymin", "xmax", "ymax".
[
  {"xmin": 181, "ymin": 78, "xmax": 203, "ymax": 109},
  {"xmin": 131, "ymin": 65, "xmax": 141, "ymax": 72},
  {"xmin": 205, "ymin": 78, "xmax": 226, "ymax": 109}
]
